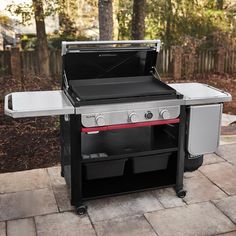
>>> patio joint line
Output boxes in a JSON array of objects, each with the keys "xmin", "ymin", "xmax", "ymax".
[
  {"xmin": 198, "ymin": 169, "xmax": 231, "ymax": 196},
  {"xmin": 5, "ymin": 221, "xmax": 8, "ymax": 236},
  {"xmin": 87, "ymin": 212, "xmax": 99, "ymax": 236},
  {"xmin": 214, "ymin": 151, "xmax": 228, "ymax": 161},
  {"xmin": 215, "ymin": 230, "xmax": 236, "ymax": 235},
  {"xmin": 143, "ymin": 214, "xmax": 159, "ymax": 236},
  {"xmin": 149, "ymin": 191, "xmax": 166, "ymax": 209},
  {"xmin": 0, "ymin": 187, "xmax": 52, "ymax": 196},
  {"xmin": 33, "ymin": 217, "xmax": 38, "ymax": 236},
  {"xmin": 210, "ymin": 199, "xmax": 236, "ymax": 226},
  {"xmin": 50, "ymin": 186, "xmax": 61, "ymax": 213}
]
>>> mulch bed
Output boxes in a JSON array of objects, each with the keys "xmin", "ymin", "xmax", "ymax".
[
  {"xmin": 0, "ymin": 73, "xmax": 235, "ymax": 173},
  {"xmin": 0, "ymin": 75, "xmax": 60, "ymax": 173}
]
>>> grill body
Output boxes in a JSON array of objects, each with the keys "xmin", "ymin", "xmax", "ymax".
[{"xmin": 4, "ymin": 40, "xmax": 231, "ymax": 213}]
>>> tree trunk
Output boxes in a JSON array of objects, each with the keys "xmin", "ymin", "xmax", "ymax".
[
  {"xmin": 131, "ymin": 0, "xmax": 146, "ymax": 40},
  {"xmin": 98, "ymin": 0, "xmax": 113, "ymax": 40},
  {"xmin": 216, "ymin": 0, "xmax": 224, "ymax": 10},
  {"xmin": 32, "ymin": 0, "xmax": 50, "ymax": 77},
  {"xmin": 165, "ymin": 0, "xmax": 172, "ymax": 48}
]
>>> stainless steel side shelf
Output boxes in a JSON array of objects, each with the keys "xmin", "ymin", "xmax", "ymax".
[
  {"xmin": 4, "ymin": 90, "xmax": 74, "ymax": 118},
  {"xmin": 168, "ymin": 83, "xmax": 232, "ymax": 105}
]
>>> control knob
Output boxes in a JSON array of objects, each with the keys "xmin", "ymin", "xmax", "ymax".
[
  {"xmin": 160, "ymin": 109, "xmax": 170, "ymax": 120},
  {"xmin": 95, "ymin": 115, "xmax": 106, "ymax": 126},
  {"xmin": 129, "ymin": 112, "xmax": 139, "ymax": 123},
  {"xmin": 145, "ymin": 111, "xmax": 153, "ymax": 120}
]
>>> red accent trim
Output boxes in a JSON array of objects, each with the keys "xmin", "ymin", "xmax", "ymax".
[{"xmin": 81, "ymin": 118, "xmax": 180, "ymax": 133}]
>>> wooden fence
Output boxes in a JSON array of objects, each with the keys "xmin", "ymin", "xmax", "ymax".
[
  {"xmin": 0, "ymin": 51, "xmax": 11, "ymax": 75},
  {"xmin": 159, "ymin": 48, "xmax": 236, "ymax": 77},
  {"xmin": 20, "ymin": 50, "xmax": 61, "ymax": 78},
  {"xmin": 0, "ymin": 47, "xmax": 236, "ymax": 78}
]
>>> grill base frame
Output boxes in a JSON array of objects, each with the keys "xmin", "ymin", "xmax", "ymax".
[{"xmin": 60, "ymin": 106, "xmax": 186, "ymax": 208}]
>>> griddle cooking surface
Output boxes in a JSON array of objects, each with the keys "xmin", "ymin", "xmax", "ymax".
[{"xmin": 69, "ymin": 76, "xmax": 176, "ymax": 102}]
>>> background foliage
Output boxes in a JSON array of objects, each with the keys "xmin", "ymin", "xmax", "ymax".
[{"xmin": 117, "ymin": 0, "xmax": 235, "ymax": 48}]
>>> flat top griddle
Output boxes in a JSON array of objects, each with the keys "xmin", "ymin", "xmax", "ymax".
[{"xmin": 69, "ymin": 76, "xmax": 179, "ymax": 105}]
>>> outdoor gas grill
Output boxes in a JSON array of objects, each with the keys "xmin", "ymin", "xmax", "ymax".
[{"xmin": 4, "ymin": 40, "xmax": 232, "ymax": 215}]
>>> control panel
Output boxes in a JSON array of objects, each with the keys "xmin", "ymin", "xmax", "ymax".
[{"xmin": 82, "ymin": 106, "xmax": 180, "ymax": 127}]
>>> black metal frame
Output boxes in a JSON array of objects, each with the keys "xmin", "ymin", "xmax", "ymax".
[
  {"xmin": 60, "ymin": 43, "xmax": 187, "ymax": 209},
  {"xmin": 60, "ymin": 105, "xmax": 186, "ymax": 209}
]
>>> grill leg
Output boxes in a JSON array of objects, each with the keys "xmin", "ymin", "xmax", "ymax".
[
  {"xmin": 70, "ymin": 115, "xmax": 84, "ymax": 207},
  {"xmin": 60, "ymin": 115, "xmax": 65, "ymax": 177},
  {"xmin": 175, "ymin": 106, "xmax": 187, "ymax": 197}
]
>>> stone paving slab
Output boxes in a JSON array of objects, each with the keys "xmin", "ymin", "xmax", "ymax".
[
  {"xmin": 94, "ymin": 215, "xmax": 157, "ymax": 236},
  {"xmin": 52, "ymin": 184, "xmax": 74, "ymax": 212},
  {"xmin": 220, "ymin": 135, "xmax": 236, "ymax": 145},
  {"xmin": 47, "ymin": 166, "xmax": 65, "ymax": 186},
  {"xmin": 152, "ymin": 188, "xmax": 186, "ymax": 208},
  {"xmin": 0, "ymin": 144, "xmax": 235, "ymax": 235},
  {"xmin": 35, "ymin": 212, "xmax": 96, "ymax": 236},
  {"xmin": 7, "ymin": 218, "xmax": 36, "ymax": 236},
  {"xmin": 216, "ymin": 144, "xmax": 236, "ymax": 165},
  {"xmin": 203, "ymin": 153, "xmax": 225, "ymax": 166},
  {"xmin": 218, "ymin": 232, "xmax": 236, "ymax": 236},
  {"xmin": 221, "ymin": 114, "xmax": 236, "ymax": 126},
  {"xmin": 0, "ymin": 188, "xmax": 58, "ymax": 221},
  {"xmin": 0, "ymin": 169, "xmax": 50, "ymax": 194},
  {"xmin": 183, "ymin": 171, "xmax": 227, "ymax": 204},
  {"xmin": 184, "ymin": 171, "xmax": 197, "ymax": 179},
  {"xmin": 88, "ymin": 191, "xmax": 163, "ymax": 222},
  {"xmin": 0, "ymin": 222, "xmax": 5, "ymax": 236},
  {"xmin": 200, "ymin": 162, "xmax": 236, "ymax": 195},
  {"xmin": 214, "ymin": 195, "xmax": 236, "ymax": 224},
  {"xmin": 145, "ymin": 202, "xmax": 236, "ymax": 236}
]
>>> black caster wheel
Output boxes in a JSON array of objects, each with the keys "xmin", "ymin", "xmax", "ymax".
[
  {"xmin": 76, "ymin": 205, "xmax": 87, "ymax": 215},
  {"xmin": 177, "ymin": 189, "xmax": 187, "ymax": 198},
  {"xmin": 184, "ymin": 154, "xmax": 203, "ymax": 172}
]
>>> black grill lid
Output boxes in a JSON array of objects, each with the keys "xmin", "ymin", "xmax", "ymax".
[
  {"xmin": 62, "ymin": 43, "xmax": 182, "ymax": 106},
  {"xmin": 63, "ymin": 47, "xmax": 157, "ymax": 81}
]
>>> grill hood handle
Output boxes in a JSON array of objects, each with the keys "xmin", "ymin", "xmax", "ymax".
[
  {"xmin": 62, "ymin": 39, "xmax": 161, "ymax": 55},
  {"xmin": 4, "ymin": 93, "xmax": 14, "ymax": 117}
]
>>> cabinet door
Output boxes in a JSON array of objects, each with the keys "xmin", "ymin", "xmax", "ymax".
[{"xmin": 187, "ymin": 104, "xmax": 222, "ymax": 155}]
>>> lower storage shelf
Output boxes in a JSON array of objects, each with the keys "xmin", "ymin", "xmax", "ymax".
[
  {"xmin": 81, "ymin": 152, "xmax": 177, "ymax": 199},
  {"xmin": 132, "ymin": 153, "xmax": 171, "ymax": 174},
  {"xmin": 82, "ymin": 169, "xmax": 176, "ymax": 200},
  {"xmin": 84, "ymin": 159, "xmax": 127, "ymax": 180}
]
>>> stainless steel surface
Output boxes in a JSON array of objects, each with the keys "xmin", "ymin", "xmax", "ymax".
[
  {"xmin": 129, "ymin": 112, "xmax": 139, "ymax": 123},
  {"xmin": 76, "ymin": 99, "xmax": 184, "ymax": 115},
  {"xmin": 160, "ymin": 109, "xmax": 170, "ymax": 119},
  {"xmin": 63, "ymin": 71, "xmax": 69, "ymax": 90},
  {"xmin": 168, "ymin": 83, "xmax": 232, "ymax": 105},
  {"xmin": 4, "ymin": 90, "xmax": 74, "ymax": 118},
  {"xmin": 81, "ymin": 105, "xmax": 180, "ymax": 127},
  {"xmin": 187, "ymin": 104, "xmax": 222, "ymax": 155},
  {"xmin": 151, "ymin": 67, "xmax": 162, "ymax": 81},
  {"xmin": 64, "ymin": 114, "xmax": 70, "ymax": 121},
  {"xmin": 95, "ymin": 115, "xmax": 106, "ymax": 126},
  {"xmin": 62, "ymin": 39, "xmax": 161, "ymax": 55}
]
